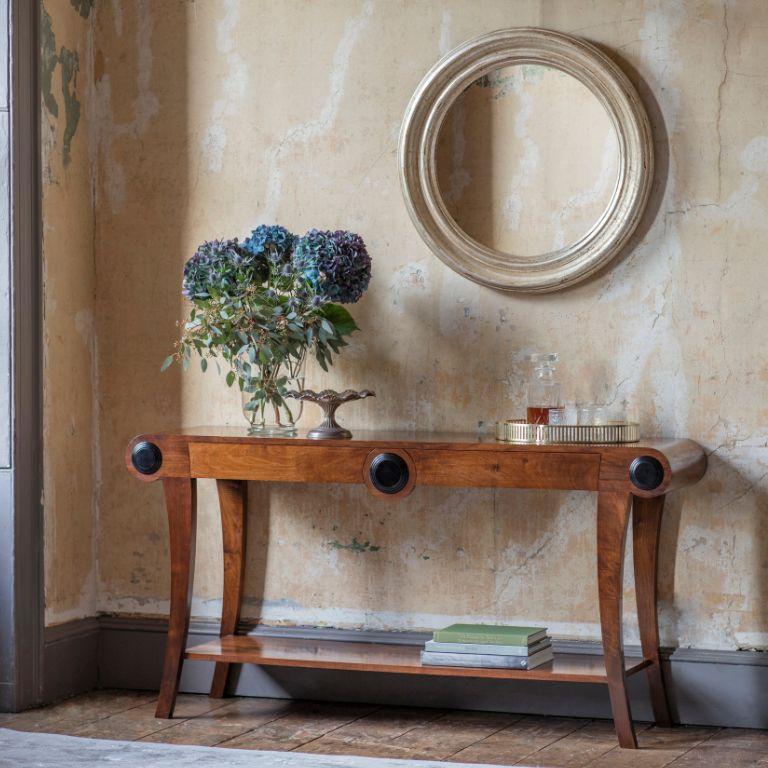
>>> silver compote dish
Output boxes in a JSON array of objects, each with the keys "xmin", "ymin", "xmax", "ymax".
[{"xmin": 285, "ymin": 389, "xmax": 375, "ymax": 439}]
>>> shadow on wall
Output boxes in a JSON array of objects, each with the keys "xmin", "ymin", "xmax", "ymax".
[
  {"xmin": 101, "ymin": 5, "xmax": 759, "ymax": 654},
  {"xmin": 96, "ymin": 1, "xmax": 188, "ymax": 610}
]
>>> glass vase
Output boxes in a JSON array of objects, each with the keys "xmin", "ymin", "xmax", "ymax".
[{"xmin": 240, "ymin": 355, "xmax": 305, "ymax": 437}]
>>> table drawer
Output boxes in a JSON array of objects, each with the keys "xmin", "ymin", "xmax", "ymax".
[
  {"xmin": 189, "ymin": 443, "xmax": 600, "ymax": 491},
  {"xmin": 188, "ymin": 443, "xmax": 370, "ymax": 483},
  {"xmin": 411, "ymin": 449, "xmax": 600, "ymax": 491}
]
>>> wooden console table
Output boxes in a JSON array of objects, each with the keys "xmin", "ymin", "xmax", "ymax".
[{"xmin": 125, "ymin": 428, "xmax": 706, "ymax": 749}]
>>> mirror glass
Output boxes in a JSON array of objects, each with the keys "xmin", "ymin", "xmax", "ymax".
[{"xmin": 435, "ymin": 64, "xmax": 620, "ymax": 258}]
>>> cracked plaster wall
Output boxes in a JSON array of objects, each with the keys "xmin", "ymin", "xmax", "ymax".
[
  {"xmin": 41, "ymin": 0, "xmax": 97, "ymax": 625},
  {"xmin": 43, "ymin": 0, "xmax": 768, "ymax": 652}
]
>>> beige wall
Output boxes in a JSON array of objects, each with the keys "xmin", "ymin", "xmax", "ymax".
[
  {"xmin": 44, "ymin": 0, "xmax": 768, "ymax": 652},
  {"xmin": 436, "ymin": 64, "xmax": 619, "ymax": 256},
  {"xmin": 41, "ymin": 0, "xmax": 97, "ymax": 625}
]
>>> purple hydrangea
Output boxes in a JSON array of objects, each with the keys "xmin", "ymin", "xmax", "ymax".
[
  {"xmin": 242, "ymin": 224, "xmax": 296, "ymax": 268},
  {"xmin": 293, "ymin": 229, "xmax": 371, "ymax": 304},
  {"xmin": 182, "ymin": 238, "xmax": 267, "ymax": 299}
]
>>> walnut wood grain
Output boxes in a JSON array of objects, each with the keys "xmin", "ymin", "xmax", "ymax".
[
  {"xmin": 597, "ymin": 491, "xmax": 636, "ymax": 749},
  {"xmin": 598, "ymin": 439, "xmax": 706, "ymax": 497},
  {"xmin": 411, "ymin": 449, "xmax": 599, "ymax": 490},
  {"xmin": 126, "ymin": 429, "xmax": 706, "ymax": 500},
  {"xmin": 185, "ymin": 636, "xmax": 650, "ymax": 683},
  {"xmin": 632, "ymin": 494, "xmax": 672, "ymax": 727},
  {"xmin": 125, "ymin": 434, "xmax": 190, "ymax": 483},
  {"xmin": 127, "ymin": 427, "xmax": 707, "ymax": 746},
  {"xmin": 210, "ymin": 479, "xmax": 248, "ymax": 699},
  {"xmin": 137, "ymin": 426, "xmax": 700, "ymax": 454},
  {"xmin": 189, "ymin": 443, "xmax": 371, "ymax": 483},
  {"xmin": 155, "ymin": 478, "xmax": 197, "ymax": 718}
]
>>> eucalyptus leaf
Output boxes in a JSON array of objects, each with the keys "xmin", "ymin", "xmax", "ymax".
[{"xmin": 321, "ymin": 303, "xmax": 359, "ymax": 336}]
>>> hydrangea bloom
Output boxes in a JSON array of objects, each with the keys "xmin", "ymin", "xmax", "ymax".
[
  {"xmin": 293, "ymin": 229, "xmax": 371, "ymax": 304},
  {"xmin": 242, "ymin": 224, "xmax": 296, "ymax": 268},
  {"xmin": 182, "ymin": 239, "xmax": 267, "ymax": 299}
]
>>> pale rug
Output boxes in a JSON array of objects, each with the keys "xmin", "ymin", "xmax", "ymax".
[{"xmin": 0, "ymin": 729, "xmax": 520, "ymax": 768}]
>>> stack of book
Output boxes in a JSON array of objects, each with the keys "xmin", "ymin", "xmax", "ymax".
[{"xmin": 420, "ymin": 623, "xmax": 553, "ymax": 670}]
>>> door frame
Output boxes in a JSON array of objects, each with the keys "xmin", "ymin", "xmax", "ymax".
[{"xmin": 0, "ymin": 0, "xmax": 43, "ymax": 711}]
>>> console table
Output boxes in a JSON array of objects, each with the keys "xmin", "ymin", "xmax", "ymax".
[{"xmin": 125, "ymin": 428, "xmax": 706, "ymax": 749}]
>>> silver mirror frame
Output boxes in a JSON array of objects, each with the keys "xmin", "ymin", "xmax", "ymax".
[{"xmin": 398, "ymin": 28, "xmax": 654, "ymax": 293}]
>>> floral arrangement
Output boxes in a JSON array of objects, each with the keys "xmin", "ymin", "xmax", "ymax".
[{"xmin": 164, "ymin": 225, "xmax": 371, "ymax": 433}]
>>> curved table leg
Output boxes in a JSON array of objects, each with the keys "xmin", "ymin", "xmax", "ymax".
[
  {"xmin": 633, "ymin": 494, "xmax": 672, "ymax": 727},
  {"xmin": 597, "ymin": 491, "xmax": 637, "ymax": 749},
  {"xmin": 210, "ymin": 479, "xmax": 248, "ymax": 698},
  {"xmin": 156, "ymin": 478, "xmax": 197, "ymax": 719}
]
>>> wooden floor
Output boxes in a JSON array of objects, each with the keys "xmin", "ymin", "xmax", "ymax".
[{"xmin": 0, "ymin": 690, "xmax": 766, "ymax": 766}]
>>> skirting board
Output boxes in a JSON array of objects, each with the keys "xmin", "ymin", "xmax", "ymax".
[
  {"xmin": 42, "ymin": 618, "xmax": 99, "ymax": 703},
  {"xmin": 102, "ymin": 617, "xmax": 768, "ymax": 728},
  {"xmin": 44, "ymin": 616, "xmax": 768, "ymax": 728}
]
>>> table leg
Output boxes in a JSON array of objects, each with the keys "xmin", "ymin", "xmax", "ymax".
[
  {"xmin": 597, "ymin": 490, "xmax": 637, "ymax": 749},
  {"xmin": 633, "ymin": 495, "xmax": 672, "ymax": 727},
  {"xmin": 210, "ymin": 479, "xmax": 248, "ymax": 698},
  {"xmin": 156, "ymin": 478, "xmax": 197, "ymax": 718}
]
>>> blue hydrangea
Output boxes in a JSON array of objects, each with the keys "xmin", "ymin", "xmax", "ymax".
[
  {"xmin": 293, "ymin": 229, "xmax": 371, "ymax": 304},
  {"xmin": 182, "ymin": 238, "xmax": 267, "ymax": 299},
  {"xmin": 242, "ymin": 224, "xmax": 296, "ymax": 268}
]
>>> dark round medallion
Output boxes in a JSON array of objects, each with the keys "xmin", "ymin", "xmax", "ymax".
[
  {"xmin": 369, "ymin": 453, "xmax": 409, "ymax": 495},
  {"xmin": 131, "ymin": 441, "xmax": 163, "ymax": 475},
  {"xmin": 629, "ymin": 455, "xmax": 664, "ymax": 491}
]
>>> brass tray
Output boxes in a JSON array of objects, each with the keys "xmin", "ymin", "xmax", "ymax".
[{"xmin": 495, "ymin": 419, "xmax": 640, "ymax": 445}]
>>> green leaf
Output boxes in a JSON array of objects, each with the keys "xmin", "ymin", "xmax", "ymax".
[
  {"xmin": 320, "ymin": 304, "xmax": 359, "ymax": 336},
  {"xmin": 226, "ymin": 370, "xmax": 236, "ymax": 387},
  {"xmin": 161, "ymin": 354, "xmax": 175, "ymax": 372},
  {"xmin": 200, "ymin": 358, "xmax": 208, "ymax": 373}
]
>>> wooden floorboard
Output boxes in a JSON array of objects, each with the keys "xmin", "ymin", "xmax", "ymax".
[
  {"xmin": 216, "ymin": 701, "xmax": 379, "ymax": 751},
  {"xmin": 448, "ymin": 715, "xmax": 592, "ymax": 765},
  {"xmin": 303, "ymin": 710, "xmax": 518, "ymax": 762},
  {"xmin": 0, "ymin": 690, "xmax": 764, "ymax": 766}
]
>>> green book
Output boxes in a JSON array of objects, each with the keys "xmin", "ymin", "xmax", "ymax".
[{"xmin": 433, "ymin": 624, "xmax": 548, "ymax": 646}]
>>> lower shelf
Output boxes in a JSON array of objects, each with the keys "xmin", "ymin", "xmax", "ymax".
[{"xmin": 185, "ymin": 635, "xmax": 650, "ymax": 684}]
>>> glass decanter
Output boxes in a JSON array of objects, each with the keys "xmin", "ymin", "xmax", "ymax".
[{"xmin": 526, "ymin": 353, "xmax": 562, "ymax": 425}]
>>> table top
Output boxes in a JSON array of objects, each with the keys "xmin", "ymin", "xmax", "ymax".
[{"xmin": 144, "ymin": 426, "xmax": 697, "ymax": 454}]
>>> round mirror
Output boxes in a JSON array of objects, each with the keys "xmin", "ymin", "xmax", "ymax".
[
  {"xmin": 435, "ymin": 64, "xmax": 620, "ymax": 258},
  {"xmin": 399, "ymin": 28, "xmax": 653, "ymax": 293}
]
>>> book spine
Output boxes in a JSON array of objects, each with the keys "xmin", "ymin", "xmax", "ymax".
[
  {"xmin": 425, "ymin": 640, "xmax": 548, "ymax": 656},
  {"xmin": 432, "ymin": 631, "xmax": 533, "ymax": 645},
  {"xmin": 420, "ymin": 651, "xmax": 530, "ymax": 669}
]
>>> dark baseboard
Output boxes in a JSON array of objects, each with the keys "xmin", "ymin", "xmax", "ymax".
[
  {"xmin": 38, "ymin": 616, "xmax": 768, "ymax": 727},
  {"xmin": 92, "ymin": 616, "xmax": 768, "ymax": 729},
  {"xmin": 42, "ymin": 618, "xmax": 99, "ymax": 703}
]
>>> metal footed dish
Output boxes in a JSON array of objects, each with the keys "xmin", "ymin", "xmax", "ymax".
[{"xmin": 495, "ymin": 419, "xmax": 640, "ymax": 445}]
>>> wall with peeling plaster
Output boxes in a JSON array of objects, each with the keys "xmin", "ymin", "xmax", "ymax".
[
  {"xmin": 43, "ymin": 1, "xmax": 768, "ymax": 653},
  {"xmin": 41, "ymin": 0, "xmax": 97, "ymax": 625},
  {"xmin": 436, "ymin": 65, "xmax": 619, "ymax": 255}
]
